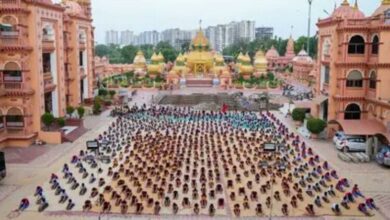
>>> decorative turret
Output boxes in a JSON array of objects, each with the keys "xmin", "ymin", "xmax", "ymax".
[
  {"xmin": 285, "ymin": 36, "xmax": 295, "ymax": 59},
  {"xmin": 191, "ymin": 28, "xmax": 210, "ymax": 51},
  {"xmin": 253, "ymin": 50, "xmax": 268, "ymax": 77},
  {"xmin": 238, "ymin": 53, "xmax": 254, "ymax": 79},
  {"xmin": 133, "ymin": 50, "xmax": 147, "ymax": 77},
  {"xmin": 213, "ymin": 53, "xmax": 226, "ymax": 76},
  {"xmin": 171, "ymin": 53, "xmax": 189, "ymax": 77},
  {"xmin": 147, "ymin": 52, "xmax": 164, "ymax": 78}
]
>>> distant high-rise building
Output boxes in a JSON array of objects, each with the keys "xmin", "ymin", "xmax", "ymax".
[
  {"xmin": 120, "ymin": 30, "xmax": 134, "ymax": 45},
  {"xmin": 105, "ymin": 30, "xmax": 119, "ymax": 45},
  {"xmin": 137, "ymin": 31, "xmax": 160, "ymax": 46},
  {"xmin": 255, "ymin": 27, "xmax": 274, "ymax": 39}
]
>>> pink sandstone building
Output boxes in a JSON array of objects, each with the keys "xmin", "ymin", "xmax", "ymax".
[
  {"xmin": 0, "ymin": 0, "xmax": 95, "ymax": 147},
  {"xmin": 312, "ymin": 0, "xmax": 390, "ymax": 146},
  {"xmin": 265, "ymin": 36, "xmax": 295, "ymax": 72}
]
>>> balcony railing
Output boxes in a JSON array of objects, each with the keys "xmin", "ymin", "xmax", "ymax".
[
  {"xmin": 42, "ymin": 34, "xmax": 54, "ymax": 42},
  {"xmin": 3, "ymin": 82, "xmax": 22, "ymax": 89},
  {"xmin": 0, "ymin": 30, "xmax": 20, "ymax": 45},
  {"xmin": 6, "ymin": 121, "xmax": 24, "ymax": 128},
  {"xmin": 0, "ymin": 0, "xmax": 19, "ymax": 4},
  {"xmin": 43, "ymin": 72, "xmax": 53, "ymax": 80}
]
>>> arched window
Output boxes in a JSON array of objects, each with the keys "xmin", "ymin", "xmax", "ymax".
[
  {"xmin": 369, "ymin": 71, "xmax": 377, "ymax": 89},
  {"xmin": 3, "ymin": 62, "xmax": 22, "ymax": 82},
  {"xmin": 348, "ymin": 35, "xmax": 365, "ymax": 54},
  {"xmin": 372, "ymin": 35, "xmax": 379, "ymax": 55},
  {"xmin": 346, "ymin": 70, "xmax": 363, "ymax": 88},
  {"xmin": 0, "ymin": 15, "xmax": 17, "ymax": 32},
  {"xmin": 6, "ymin": 107, "xmax": 24, "ymax": 128},
  {"xmin": 345, "ymin": 103, "xmax": 361, "ymax": 120}
]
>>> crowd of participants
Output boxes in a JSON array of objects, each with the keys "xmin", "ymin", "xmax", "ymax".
[{"xmin": 17, "ymin": 105, "xmax": 377, "ymax": 217}]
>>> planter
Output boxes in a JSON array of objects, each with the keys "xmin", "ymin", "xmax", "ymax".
[
  {"xmin": 65, "ymin": 118, "xmax": 83, "ymax": 127},
  {"xmin": 310, "ymin": 133, "xmax": 319, "ymax": 139}
]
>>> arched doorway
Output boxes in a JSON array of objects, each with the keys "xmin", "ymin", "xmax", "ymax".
[{"xmin": 344, "ymin": 103, "xmax": 361, "ymax": 120}]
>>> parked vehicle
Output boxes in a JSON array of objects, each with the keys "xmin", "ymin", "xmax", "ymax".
[
  {"xmin": 375, "ymin": 146, "xmax": 390, "ymax": 167},
  {"xmin": 335, "ymin": 136, "xmax": 367, "ymax": 152},
  {"xmin": 0, "ymin": 152, "xmax": 6, "ymax": 181}
]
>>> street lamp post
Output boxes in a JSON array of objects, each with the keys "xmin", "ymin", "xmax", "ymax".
[{"xmin": 307, "ymin": 0, "xmax": 313, "ymax": 55}]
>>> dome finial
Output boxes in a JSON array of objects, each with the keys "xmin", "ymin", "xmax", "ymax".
[
  {"xmin": 341, "ymin": 0, "xmax": 350, "ymax": 6},
  {"xmin": 353, "ymin": 0, "xmax": 358, "ymax": 9}
]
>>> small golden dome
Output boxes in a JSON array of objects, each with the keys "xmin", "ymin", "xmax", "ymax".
[
  {"xmin": 151, "ymin": 52, "xmax": 159, "ymax": 62},
  {"xmin": 176, "ymin": 53, "xmax": 185, "ymax": 63},
  {"xmin": 133, "ymin": 50, "xmax": 146, "ymax": 64},
  {"xmin": 157, "ymin": 52, "xmax": 165, "ymax": 62},
  {"xmin": 242, "ymin": 53, "xmax": 251, "ymax": 63}
]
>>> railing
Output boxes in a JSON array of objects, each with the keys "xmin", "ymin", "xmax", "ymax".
[
  {"xmin": 43, "ymin": 72, "xmax": 53, "ymax": 80},
  {"xmin": 6, "ymin": 121, "xmax": 24, "ymax": 128},
  {"xmin": 0, "ymin": 0, "xmax": 19, "ymax": 4},
  {"xmin": 42, "ymin": 34, "xmax": 54, "ymax": 42},
  {"xmin": 2, "ymin": 82, "xmax": 22, "ymax": 90},
  {"xmin": 0, "ymin": 30, "xmax": 20, "ymax": 45}
]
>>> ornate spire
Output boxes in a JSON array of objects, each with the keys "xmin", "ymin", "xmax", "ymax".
[
  {"xmin": 353, "ymin": 0, "xmax": 359, "ymax": 9},
  {"xmin": 341, "ymin": 0, "xmax": 350, "ymax": 6}
]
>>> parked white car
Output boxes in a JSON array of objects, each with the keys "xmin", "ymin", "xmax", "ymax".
[
  {"xmin": 334, "ymin": 134, "xmax": 368, "ymax": 152},
  {"xmin": 333, "ymin": 131, "xmax": 346, "ymax": 146}
]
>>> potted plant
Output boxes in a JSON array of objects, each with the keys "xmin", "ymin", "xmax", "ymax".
[
  {"xmin": 307, "ymin": 118, "xmax": 327, "ymax": 139},
  {"xmin": 109, "ymin": 90, "xmax": 116, "ymax": 98},
  {"xmin": 57, "ymin": 117, "xmax": 65, "ymax": 127},
  {"xmin": 77, "ymin": 106, "xmax": 85, "ymax": 119},
  {"xmin": 292, "ymin": 108, "xmax": 306, "ymax": 126},
  {"xmin": 66, "ymin": 106, "xmax": 75, "ymax": 118},
  {"xmin": 41, "ymin": 112, "xmax": 55, "ymax": 131}
]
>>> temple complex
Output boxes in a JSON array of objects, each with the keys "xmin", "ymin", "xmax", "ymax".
[{"xmin": 0, "ymin": 0, "xmax": 95, "ymax": 147}]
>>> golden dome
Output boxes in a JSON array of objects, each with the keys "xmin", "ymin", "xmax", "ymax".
[
  {"xmin": 254, "ymin": 50, "xmax": 267, "ymax": 64},
  {"xmin": 133, "ymin": 50, "xmax": 146, "ymax": 64},
  {"xmin": 191, "ymin": 28, "xmax": 210, "ymax": 51},
  {"xmin": 214, "ymin": 53, "xmax": 224, "ymax": 64},
  {"xmin": 147, "ymin": 64, "xmax": 161, "ymax": 74},
  {"xmin": 176, "ymin": 53, "xmax": 185, "ymax": 63},
  {"xmin": 240, "ymin": 65, "xmax": 254, "ymax": 74},
  {"xmin": 150, "ymin": 52, "xmax": 159, "ymax": 62},
  {"xmin": 156, "ymin": 52, "xmax": 165, "ymax": 62},
  {"xmin": 242, "ymin": 53, "xmax": 251, "ymax": 63},
  {"xmin": 237, "ymin": 52, "xmax": 244, "ymax": 62}
]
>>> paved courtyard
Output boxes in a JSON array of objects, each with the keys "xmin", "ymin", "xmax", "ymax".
[{"xmin": 0, "ymin": 88, "xmax": 389, "ymax": 220}]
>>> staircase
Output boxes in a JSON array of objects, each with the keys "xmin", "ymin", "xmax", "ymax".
[{"xmin": 186, "ymin": 79, "xmax": 213, "ymax": 87}]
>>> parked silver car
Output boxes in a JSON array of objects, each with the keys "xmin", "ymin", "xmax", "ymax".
[{"xmin": 334, "ymin": 134, "xmax": 367, "ymax": 152}]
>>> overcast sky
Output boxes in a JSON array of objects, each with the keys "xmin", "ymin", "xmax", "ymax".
[{"xmin": 90, "ymin": 0, "xmax": 381, "ymax": 44}]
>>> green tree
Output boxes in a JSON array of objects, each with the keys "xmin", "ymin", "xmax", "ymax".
[
  {"xmin": 41, "ymin": 112, "xmax": 55, "ymax": 130},
  {"xmin": 66, "ymin": 106, "xmax": 75, "ymax": 117},
  {"xmin": 181, "ymin": 41, "xmax": 191, "ymax": 53},
  {"xmin": 95, "ymin": 44, "xmax": 110, "ymax": 57},
  {"xmin": 77, "ymin": 106, "xmax": 85, "ymax": 119},
  {"xmin": 140, "ymin": 44, "xmax": 154, "ymax": 59},
  {"xmin": 294, "ymin": 36, "xmax": 317, "ymax": 58},
  {"xmin": 307, "ymin": 118, "xmax": 327, "ymax": 134},
  {"xmin": 121, "ymin": 45, "xmax": 138, "ymax": 63},
  {"xmin": 292, "ymin": 108, "xmax": 306, "ymax": 122},
  {"xmin": 156, "ymin": 41, "xmax": 178, "ymax": 62}
]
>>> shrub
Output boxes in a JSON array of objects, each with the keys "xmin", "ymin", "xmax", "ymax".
[
  {"xmin": 41, "ymin": 112, "xmax": 55, "ymax": 130},
  {"xmin": 98, "ymin": 88, "xmax": 108, "ymax": 96},
  {"xmin": 57, "ymin": 117, "xmax": 65, "ymax": 127},
  {"xmin": 267, "ymin": 72, "xmax": 275, "ymax": 81},
  {"xmin": 66, "ymin": 106, "xmax": 75, "ymax": 116},
  {"xmin": 120, "ymin": 81, "xmax": 129, "ymax": 88},
  {"xmin": 109, "ymin": 90, "xmax": 116, "ymax": 98},
  {"xmin": 93, "ymin": 102, "xmax": 101, "ymax": 115},
  {"xmin": 94, "ymin": 96, "xmax": 103, "ymax": 105},
  {"xmin": 77, "ymin": 106, "xmax": 85, "ymax": 119},
  {"xmin": 307, "ymin": 118, "xmax": 327, "ymax": 134},
  {"xmin": 292, "ymin": 108, "xmax": 306, "ymax": 122}
]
